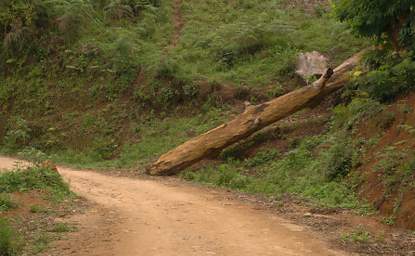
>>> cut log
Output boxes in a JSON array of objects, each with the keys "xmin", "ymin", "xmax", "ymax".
[{"xmin": 148, "ymin": 52, "xmax": 364, "ymax": 175}]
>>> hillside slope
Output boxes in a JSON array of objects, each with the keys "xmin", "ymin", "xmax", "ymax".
[{"xmin": 1, "ymin": 0, "xmax": 415, "ymax": 232}]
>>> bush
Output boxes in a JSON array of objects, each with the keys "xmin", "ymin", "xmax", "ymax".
[
  {"xmin": 357, "ymin": 56, "xmax": 415, "ymax": 102},
  {"xmin": 334, "ymin": 0, "xmax": 414, "ymax": 50},
  {"xmin": 0, "ymin": 218, "xmax": 21, "ymax": 256},
  {"xmin": 323, "ymin": 138, "xmax": 353, "ymax": 181},
  {"xmin": 3, "ymin": 117, "xmax": 31, "ymax": 150}
]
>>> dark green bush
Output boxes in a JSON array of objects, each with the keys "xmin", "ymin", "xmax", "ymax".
[
  {"xmin": 357, "ymin": 56, "xmax": 415, "ymax": 102},
  {"xmin": 324, "ymin": 139, "xmax": 353, "ymax": 181},
  {"xmin": 334, "ymin": 0, "xmax": 414, "ymax": 50}
]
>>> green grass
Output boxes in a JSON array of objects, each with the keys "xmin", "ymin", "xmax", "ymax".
[
  {"xmin": 32, "ymin": 233, "xmax": 51, "ymax": 254},
  {"xmin": 182, "ymin": 136, "xmax": 366, "ymax": 209},
  {"xmin": 50, "ymin": 223, "xmax": 76, "ymax": 233},
  {"xmin": 172, "ymin": 0, "xmax": 367, "ymax": 87},
  {"xmin": 0, "ymin": 167, "xmax": 72, "ymax": 202},
  {"xmin": 0, "ymin": 193, "xmax": 17, "ymax": 212},
  {"xmin": 29, "ymin": 205, "xmax": 50, "ymax": 214},
  {"xmin": 0, "ymin": 218, "xmax": 22, "ymax": 256},
  {"xmin": 341, "ymin": 226, "xmax": 371, "ymax": 243},
  {"xmin": 51, "ymin": 107, "xmax": 228, "ymax": 169}
]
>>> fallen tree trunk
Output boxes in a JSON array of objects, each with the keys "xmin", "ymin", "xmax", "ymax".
[{"xmin": 148, "ymin": 52, "xmax": 364, "ymax": 175}]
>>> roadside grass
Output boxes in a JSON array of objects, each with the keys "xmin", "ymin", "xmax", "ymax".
[
  {"xmin": 341, "ymin": 226, "xmax": 372, "ymax": 243},
  {"xmin": 0, "ymin": 193, "xmax": 17, "ymax": 212},
  {"xmin": 0, "ymin": 165, "xmax": 78, "ymax": 255},
  {"xmin": 181, "ymin": 135, "xmax": 367, "ymax": 210},
  {"xmin": 0, "ymin": 167, "xmax": 72, "ymax": 202},
  {"xmin": 180, "ymin": 98, "xmax": 387, "ymax": 211},
  {"xmin": 50, "ymin": 223, "xmax": 77, "ymax": 233},
  {"xmin": 31, "ymin": 233, "xmax": 51, "ymax": 254},
  {"xmin": 30, "ymin": 205, "xmax": 50, "ymax": 214},
  {"xmin": 0, "ymin": 218, "xmax": 22, "ymax": 256}
]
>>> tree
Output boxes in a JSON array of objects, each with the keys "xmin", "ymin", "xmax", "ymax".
[{"xmin": 334, "ymin": 0, "xmax": 414, "ymax": 51}]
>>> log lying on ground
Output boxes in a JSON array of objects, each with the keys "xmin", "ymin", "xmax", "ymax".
[{"xmin": 148, "ymin": 52, "xmax": 363, "ymax": 176}]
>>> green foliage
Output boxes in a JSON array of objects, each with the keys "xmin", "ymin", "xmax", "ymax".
[
  {"xmin": 52, "ymin": 107, "xmax": 227, "ymax": 169},
  {"xmin": 341, "ymin": 226, "xmax": 371, "ymax": 243},
  {"xmin": 50, "ymin": 222, "xmax": 76, "ymax": 233},
  {"xmin": 32, "ymin": 233, "xmax": 50, "ymax": 254},
  {"xmin": 334, "ymin": 0, "xmax": 415, "ymax": 49},
  {"xmin": 332, "ymin": 97, "xmax": 383, "ymax": 130},
  {"xmin": 176, "ymin": 0, "xmax": 366, "ymax": 86},
  {"xmin": 357, "ymin": 55, "xmax": 415, "ymax": 102},
  {"xmin": 244, "ymin": 149, "xmax": 279, "ymax": 168},
  {"xmin": 30, "ymin": 205, "xmax": 49, "ymax": 214},
  {"xmin": 0, "ymin": 193, "xmax": 17, "ymax": 212},
  {"xmin": 0, "ymin": 167, "xmax": 71, "ymax": 201},
  {"xmin": 3, "ymin": 117, "xmax": 31, "ymax": 150},
  {"xmin": 323, "ymin": 136, "xmax": 354, "ymax": 181},
  {"xmin": 184, "ymin": 136, "xmax": 363, "ymax": 209},
  {"xmin": 0, "ymin": 218, "xmax": 22, "ymax": 256}
]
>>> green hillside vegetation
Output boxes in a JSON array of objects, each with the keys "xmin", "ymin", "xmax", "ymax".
[
  {"xmin": 0, "ymin": 165, "xmax": 74, "ymax": 255},
  {"xmin": 1, "ymin": 0, "xmax": 415, "ymax": 229}
]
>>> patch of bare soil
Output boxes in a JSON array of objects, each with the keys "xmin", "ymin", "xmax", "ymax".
[{"xmin": 356, "ymin": 92, "xmax": 415, "ymax": 230}]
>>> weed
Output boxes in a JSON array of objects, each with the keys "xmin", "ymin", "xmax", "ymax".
[
  {"xmin": 50, "ymin": 223, "xmax": 76, "ymax": 233},
  {"xmin": 244, "ymin": 149, "xmax": 279, "ymax": 168},
  {"xmin": 0, "ymin": 218, "xmax": 22, "ymax": 256},
  {"xmin": 382, "ymin": 216, "xmax": 396, "ymax": 226},
  {"xmin": 32, "ymin": 233, "xmax": 51, "ymax": 254},
  {"xmin": 30, "ymin": 205, "xmax": 50, "ymax": 214},
  {"xmin": 0, "ymin": 167, "xmax": 72, "ymax": 202},
  {"xmin": 0, "ymin": 194, "xmax": 17, "ymax": 212},
  {"xmin": 341, "ymin": 226, "xmax": 371, "ymax": 243}
]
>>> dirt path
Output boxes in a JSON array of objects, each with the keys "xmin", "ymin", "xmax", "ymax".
[
  {"xmin": 0, "ymin": 156, "xmax": 30, "ymax": 171},
  {"xmin": 0, "ymin": 157, "xmax": 348, "ymax": 256}
]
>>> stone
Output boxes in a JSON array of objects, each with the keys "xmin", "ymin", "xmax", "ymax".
[{"xmin": 296, "ymin": 51, "xmax": 329, "ymax": 82}]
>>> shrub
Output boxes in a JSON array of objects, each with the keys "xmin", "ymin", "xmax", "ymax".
[
  {"xmin": 3, "ymin": 117, "xmax": 31, "ymax": 150},
  {"xmin": 323, "ymin": 138, "xmax": 353, "ymax": 181},
  {"xmin": 334, "ymin": 0, "xmax": 414, "ymax": 50},
  {"xmin": 356, "ymin": 56, "xmax": 415, "ymax": 102}
]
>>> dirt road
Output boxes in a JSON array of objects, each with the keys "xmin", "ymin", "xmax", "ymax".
[{"xmin": 0, "ymin": 156, "xmax": 348, "ymax": 256}]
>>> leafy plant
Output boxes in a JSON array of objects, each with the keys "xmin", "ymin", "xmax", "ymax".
[
  {"xmin": 3, "ymin": 117, "xmax": 31, "ymax": 150},
  {"xmin": 341, "ymin": 226, "xmax": 371, "ymax": 243},
  {"xmin": 334, "ymin": 0, "xmax": 415, "ymax": 50}
]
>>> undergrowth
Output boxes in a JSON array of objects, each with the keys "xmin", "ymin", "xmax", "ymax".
[
  {"xmin": 0, "ymin": 167, "xmax": 72, "ymax": 202},
  {"xmin": 0, "ymin": 218, "xmax": 22, "ymax": 256}
]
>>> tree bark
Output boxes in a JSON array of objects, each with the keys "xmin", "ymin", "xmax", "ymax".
[{"xmin": 148, "ymin": 52, "xmax": 364, "ymax": 176}]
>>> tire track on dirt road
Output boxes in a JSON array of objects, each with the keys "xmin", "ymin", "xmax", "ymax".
[{"xmin": 0, "ymin": 156, "xmax": 347, "ymax": 256}]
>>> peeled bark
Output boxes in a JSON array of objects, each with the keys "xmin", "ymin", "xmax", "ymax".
[{"xmin": 148, "ymin": 52, "xmax": 364, "ymax": 176}]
